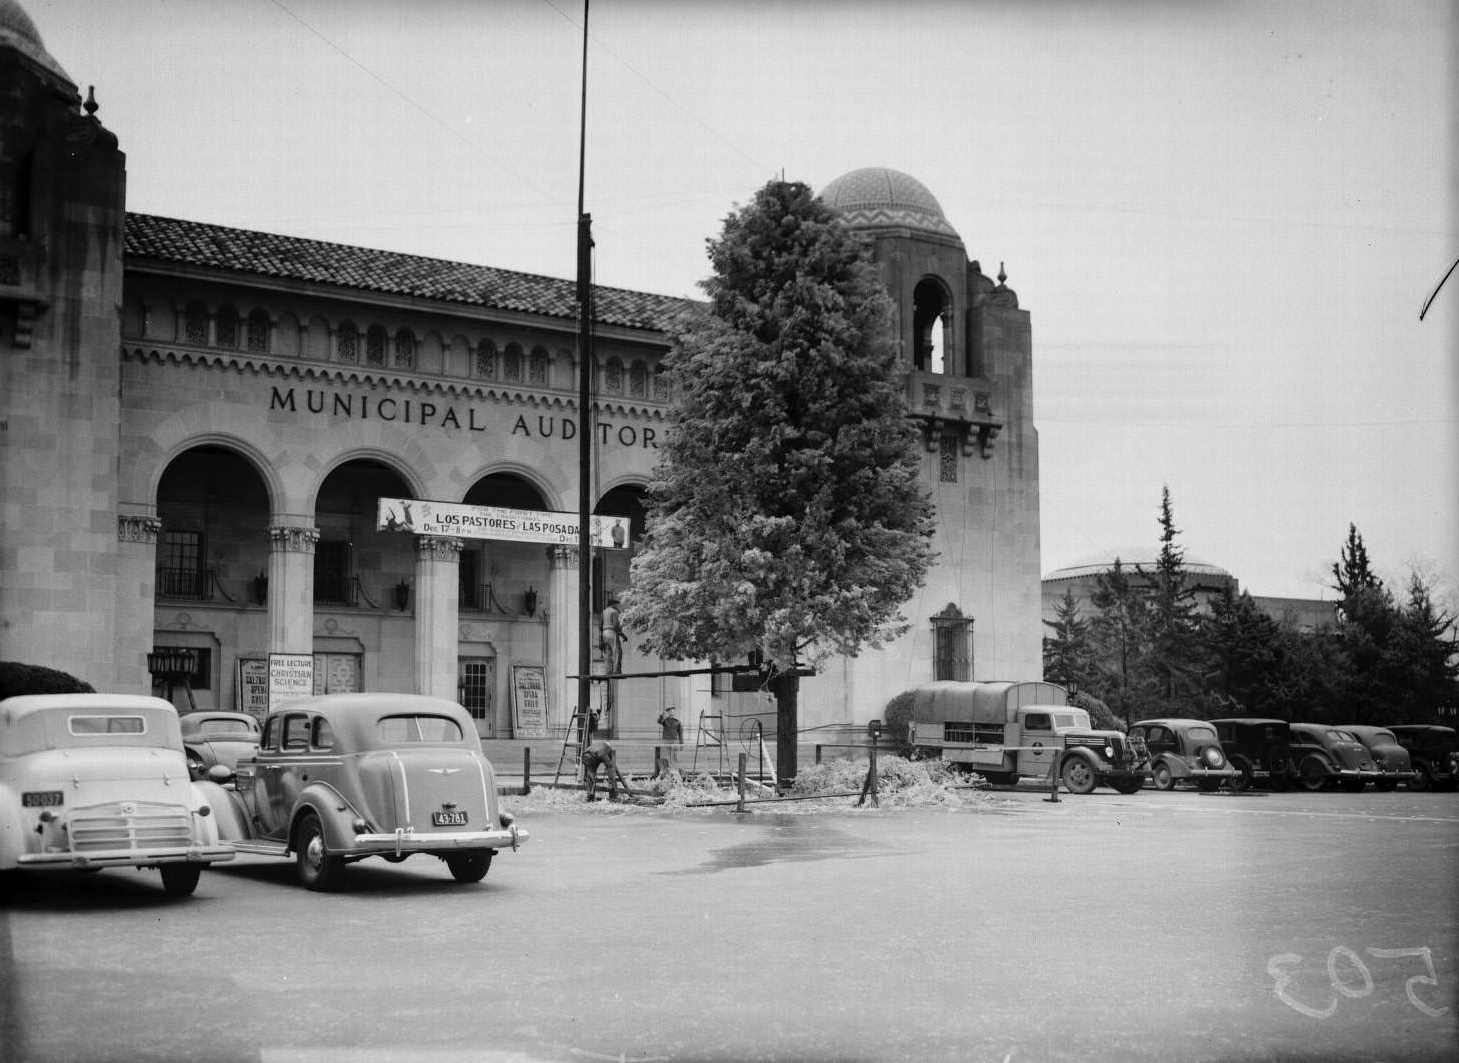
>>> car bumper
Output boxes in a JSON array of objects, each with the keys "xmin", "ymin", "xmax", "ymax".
[
  {"xmin": 1185, "ymin": 766, "xmax": 1239, "ymax": 780},
  {"xmin": 350, "ymin": 825, "xmax": 528, "ymax": 857},
  {"xmin": 1333, "ymin": 768, "xmax": 1383, "ymax": 781},
  {"xmin": 17, "ymin": 844, "xmax": 235, "ymax": 869}
]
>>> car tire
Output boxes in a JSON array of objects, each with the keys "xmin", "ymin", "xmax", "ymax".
[
  {"xmin": 296, "ymin": 812, "xmax": 346, "ymax": 892},
  {"xmin": 1299, "ymin": 758, "xmax": 1329, "ymax": 792},
  {"xmin": 1230, "ymin": 757, "xmax": 1253, "ymax": 792},
  {"xmin": 1152, "ymin": 762, "xmax": 1176, "ymax": 791},
  {"xmin": 445, "ymin": 852, "xmax": 493, "ymax": 883},
  {"xmin": 160, "ymin": 864, "xmax": 202, "ymax": 897},
  {"xmin": 1060, "ymin": 757, "xmax": 1097, "ymax": 795},
  {"xmin": 1407, "ymin": 764, "xmax": 1431, "ymax": 792}
]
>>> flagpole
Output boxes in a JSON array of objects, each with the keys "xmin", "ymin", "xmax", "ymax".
[{"xmin": 575, "ymin": 0, "xmax": 594, "ymax": 765}]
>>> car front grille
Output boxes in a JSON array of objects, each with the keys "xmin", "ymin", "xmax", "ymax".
[{"xmin": 68, "ymin": 803, "xmax": 192, "ymax": 852}]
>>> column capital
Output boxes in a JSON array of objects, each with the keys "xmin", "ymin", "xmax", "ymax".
[
  {"xmin": 117, "ymin": 515, "xmax": 162, "ymax": 544},
  {"xmin": 548, "ymin": 544, "xmax": 580, "ymax": 569},
  {"xmin": 269, "ymin": 525, "xmax": 321, "ymax": 553},
  {"xmin": 417, "ymin": 535, "xmax": 463, "ymax": 562}
]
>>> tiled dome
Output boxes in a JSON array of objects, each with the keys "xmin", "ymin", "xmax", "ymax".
[{"xmin": 818, "ymin": 167, "xmax": 961, "ymax": 241}]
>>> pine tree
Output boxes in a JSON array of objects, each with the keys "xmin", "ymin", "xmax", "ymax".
[
  {"xmin": 1203, "ymin": 588, "xmax": 1284, "ymax": 716},
  {"xmin": 1089, "ymin": 558, "xmax": 1153, "ymax": 726},
  {"xmin": 1139, "ymin": 486, "xmax": 1207, "ymax": 713},
  {"xmin": 1043, "ymin": 588, "xmax": 1099, "ymax": 694},
  {"xmin": 620, "ymin": 179, "xmax": 935, "ymax": 783},
  {"xmin": 1332, "ymin": 523, "xmax": 1381, "ymax": 597}
]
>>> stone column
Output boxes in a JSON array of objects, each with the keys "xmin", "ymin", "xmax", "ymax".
[
  {"xmin": 414, "ymin": 535, "xmax": 461, "ymax": 699},
  {"xmin": 267, "ymin": 524, "xmax": 319, "ymax": 655},
  {"xmin": 546, "ymin": 544, "xmax": 581, "ymax": 734},
  {"xmin": 116, "ymin": 514, "xmax": 162, "ymax": 694}
]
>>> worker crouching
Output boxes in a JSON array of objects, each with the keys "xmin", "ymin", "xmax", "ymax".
[{"xmin": 581, "ymin": 739, "xmax": 619, "ymax": 801}]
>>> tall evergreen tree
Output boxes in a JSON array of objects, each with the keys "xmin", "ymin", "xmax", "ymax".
[
  {"xmin": 1139, "ymin": 486, "xmax": 1207, "ymax": 713},
  {"xmin": 1203, "ymin": 588, "xmax": 1284, "ymax": 716},
  {"xmin": 1043, "ymin": 588, "xmax": 1099, "ymax": 694},
  {"xmin": 620, "ymin": 179, "xmax": 935, "ymax": 783},
  {"xmin": 1089, "ymin": 558, "xmax": 1153, "ymax": 726},
  {"xmin": 1331, "ymin": 523, "xmax": 1381, "ymax": 597},
  {"xmin": 1390, "ymin": 572, "xmax": 1459, "ymax": 721}
]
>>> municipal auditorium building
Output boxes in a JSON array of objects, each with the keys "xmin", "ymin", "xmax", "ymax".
[{"xmin": 1, "ymin": 1, "xmax": 1043, "ymax": 746}]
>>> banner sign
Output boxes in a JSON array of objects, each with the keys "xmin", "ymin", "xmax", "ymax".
[
  {"xmin": 511, "ymin": 665, "xmax": 549, "ymax": 738},
  {"xmin": 237, "ymin": 658, "xmax": 270, "ymax": 721},
  {"xmin": 377, "ymin": 497, "xmax": 629, "ymax": 549},
  {"xmin": 268, "ymin": 653, "xmax": 315, "ymax": 712}
]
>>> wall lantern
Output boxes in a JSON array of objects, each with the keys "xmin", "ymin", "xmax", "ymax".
[
  {"xmin": 523, "ymin": 586, "xmax": 538, "ymax": 617},
  {"xmin": 394, "ymin": 579, "xmax": 411, "ymax": 612},
  {"xmin": 253, "ymin": 571, "xmax": 269, "ymax": 605}
]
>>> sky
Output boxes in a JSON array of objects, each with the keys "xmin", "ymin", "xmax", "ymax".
[{"xmin": 28, "ymin": 0, "xmax": 1459, "ymax": 603}]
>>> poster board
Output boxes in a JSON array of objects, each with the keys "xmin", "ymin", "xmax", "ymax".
[
  {"xmin": 236, "ymin": 657, "xmax": 270, "ymax": 721},
  {"xmin": 268, "ymin": 652, "xmax": 315, "ymax": 712},
  {"xmin": 510, "ymin": 664, "xmax": 549, "ymax": 738}
]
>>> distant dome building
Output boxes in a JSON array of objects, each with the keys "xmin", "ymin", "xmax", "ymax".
[{"xmin": 818, "ymin": 167, "xmax": 963, "ymax": 243}]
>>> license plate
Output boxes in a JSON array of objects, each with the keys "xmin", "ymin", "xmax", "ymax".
[
  {"xmin": 22, "ymin": 791, "xmax": 64, "ymax": 808},
  {"xmin": 432, "ymin": 810, "xmax": 468, "ymax": 826}
]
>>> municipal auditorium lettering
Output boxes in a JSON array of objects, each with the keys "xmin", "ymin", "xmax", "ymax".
[{"xmin": 267, "ymin": 386, "xmax": 659, "ymax": 447}]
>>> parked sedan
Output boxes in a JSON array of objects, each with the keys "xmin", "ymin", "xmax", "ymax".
[
  {"xmin": 1340, "ymin": 725, "xmax": 1418, "ymax": 791},
  {"xmin": 0, "ymin": 694, "xmax": 233, "ymax": 896},
  {"xmin": 196, "ymin": 693, "xmax": 526, "ymax": 890},
  {"xmin": 1389, "ymin": 725, "xmax": 1459, "ymax": 791},
  {"xmin": 179, "ymin": 711, "xmax": 261, "ymax": 780},
  {"xmin": 1289, "ymin": 723, "xmax": 1382, "ymax": 792},
  {"xmin": 1129, "ymin": 718, "xmax": 1238, "ymax": 791},
  {"xmin": 1212, "ymin": 717, "xmax": 1293, "ymax": 791}
]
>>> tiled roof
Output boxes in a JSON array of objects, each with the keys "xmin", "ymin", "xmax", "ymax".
[{"xmin": 123, "ymin": 213, "xmax": 695, "ymax": 333}]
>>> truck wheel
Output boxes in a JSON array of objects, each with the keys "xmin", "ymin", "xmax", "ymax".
[
  {"xmin": 445, "ymin": 852, "xmax": 493, "ymax": 883},
  {"xmin": 160, "ymin": 864, "xmax": 202, "ymax": 897},
  {"xmin": 1152, "ymin": 763, "xmax": 1176, "ymax": 791},
  {"xmin": 296, "ymin": 812, "xmax": 346, "ymax": 891},
  {"xmin": 1299, "ymin": 758, "xmax": 1329, "ymax": 792},
  {"xmin": 1060, "ymin": 757, "xmax": 1097, "ymax": 795}
]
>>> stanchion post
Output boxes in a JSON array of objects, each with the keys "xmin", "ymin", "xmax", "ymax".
[
  {"xmin": 523, "ymin": 747, "xmax": 531, "ymax": 795},
  {"xmin": 1044, "ymin": 740, "xmax": 1061, "ymax": 803},
  {"xmin": 736, "ymin": 753, "xmax": 748, "ymax": 814},
  {"xmin": 858, "ymin": 720, "xmax": 883, "ymax": 807}
]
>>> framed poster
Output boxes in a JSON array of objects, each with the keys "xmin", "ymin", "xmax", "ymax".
[
  {"xmin": 510, "ymin": 664, "xmax": 549, "ymax": 738},
  {"xmin": 237, "ymin": 657, "xmax": 270, "ymax": 721},
  {"xmin": 268, "ymin": 652, "xmax": 314, "ymax": 712}
]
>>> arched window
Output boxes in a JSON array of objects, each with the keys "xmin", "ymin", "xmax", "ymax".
[
  {"xmin": 246, "ymin": 309, "xmax": 270, "ymax": 353},
  {"xmin": 394, "ymin": 328, "xmax": 416, "ymax": 370},
  {"xmin": 475, "ymin": 339, "xmax": 497, "ymax": 379},
  {"xmin": 366, "ymin": 325, "xmax": 388, "ymax": 367},
  {"xmin": 629, "ymin": 360, "xmax": 648, "ymax": 398},
  {"xmin": 529, "ymin": 346, "xmax": 549, "ymax": 385},
  {"xmin": 184, "ymin": 301, "xmax": 209, "ymax": 346},
  {"xmin": 337, "ymin": 321, "xmax": 359, "ymax": 363},
  {"xmin": 604, "ymin": 357, "xmax": 623, "ymax": 394},
  {"xmin": 931, "ymin": 603, "xmax": 974, "ymax": 681},
  {"xmin": 215, "ymin": 306, "xmax": 239, "ymax": 348},
  {"xmin": 503, "ymin": 343, "xmax": 524, "ymax": 383},
  {"xmin": 913, "ymin": 278, "xmax": 951, "ymax": 374}
]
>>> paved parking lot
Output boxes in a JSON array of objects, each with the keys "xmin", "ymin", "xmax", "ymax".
[{"xmin": 3, "ymin": 786, "xmax": 1455, "ymax": 1063}]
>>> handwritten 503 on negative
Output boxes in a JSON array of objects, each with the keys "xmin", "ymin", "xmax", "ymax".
[{"xmin": 1267, "ymin": 946, "xmax": 1450, "ymax": 1019}]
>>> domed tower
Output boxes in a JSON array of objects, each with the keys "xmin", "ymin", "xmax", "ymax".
[
  {"xmin": 1, "ymin": 0, "xmax": 133, "ymax": 687},
  {"xmin": 817, "ymin": 167, "xmax": 1042, "ymax": 710}
]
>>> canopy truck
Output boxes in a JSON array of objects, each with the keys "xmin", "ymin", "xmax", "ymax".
[{"xmin": 884, "ymin": 681, "xmax": 1150, "ymax": 794}]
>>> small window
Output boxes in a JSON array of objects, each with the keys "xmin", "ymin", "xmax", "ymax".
[
  {"xmin": 184, "ymin": 301, "xmax": 209, "ymax": 345},
  {"xmin": 337, "ymin": 321, "xmax": 359, "ymax": 363},
  {"xmin": 529, "ymin": 346, "xmax": 548, "ymax": 384},
  {"xmin": 395, "ymin": 329, "xmax": 416, "ymax": 370},
  {"xmin": 366, "ymin": 325, "xmax": 387, "ymax": 367},
  {"xmin": 215, "ymin": 306, "xmax": 239, "ymax": 348},
  {"xmin": 261, "ymin": 716, "xmax": 278, "ymax": 750},
  {"xmin": 629, "ymin": 360, "xmax": 647, "ymax": 397},
  {"xmin": 196, "ymin": 717, "xmax": 256, "ymax": 736},
  {"xmin": 931, "ymin": 604, "xmax": 973, "ymax": 681},
  {"xmin": 503, "ymin": 343, "xmax": 523, "ymax": 382},
  {"xmin": 247, "ymin": 309, "xmax": 271, "ymax": 352},
  {"xmin": 475, "ymin": 340, "xmax": 497, "ymax": 379},
  {"xmin": 281, "ymin": 714, "xmax": 311, "ymax": 750},
  {"xmin": 69, "ymin": 715, "xmax": 146, "ymax": 735},
  {"xmin": 604, "ymin": 357, "xmax": 623, "ymax": 394},
  {"xmin": 377, "ymin": 714, "xmax": 464, "ymax": 743},
  {"xmin": 311, "ymin": 717, "xmax": 335, "ymax": 750},
  {"xmin": 1024, "ymin": 713, "xmax": 1052, "ymax": 731}
]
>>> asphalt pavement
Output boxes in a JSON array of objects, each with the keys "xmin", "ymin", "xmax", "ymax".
[{"xmin": 2, "ymin": 786, "xmax": 1456, "ymax": 1063}]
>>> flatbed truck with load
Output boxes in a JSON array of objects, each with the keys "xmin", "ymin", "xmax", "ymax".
[{"xmin": 884, "ymin": 681, "xmax": 1151, "ymax": 794}]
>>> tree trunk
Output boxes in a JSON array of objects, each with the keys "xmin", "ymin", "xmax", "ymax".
[{"xmin": 770, "ymin": 668, "xmax": 800, "ymax": 787}]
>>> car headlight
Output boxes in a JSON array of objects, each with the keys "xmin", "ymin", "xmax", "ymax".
[{"xmin": 499, "ymin": 810, "xmax": 515, "ymax": 828}]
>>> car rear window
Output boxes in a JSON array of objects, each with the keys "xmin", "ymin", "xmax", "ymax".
[
  {"xmin": 377, "ymin": 714, "xmax": 464, "ymax": 743},
  {"xmin": 1189, "ymin": 725, "xmax": 1218, "ymax": 742},
  {"xmin": 197, "ymin": 718, "xmax": 256, "ymax": 736},
  {"xmin": 68, "ymin": 715, "xmax": 146, "ymax": 735}
]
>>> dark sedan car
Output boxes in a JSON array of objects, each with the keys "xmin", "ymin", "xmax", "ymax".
[
  {"xmin": 1289, "ymin": 723, "xmax": 1381, "ymax": 792},
  {"xmin": 179, "ymin": 711, "xmax": 262, "ymax": 780},
  {"xmin": 1389, "ymin": 725, "xmax": 1459, "ymax": 791},
  {"xmin": 1211, "ymin": 717, "xmax": 1292, "ymax": 791},
  {"xmin": 1341, "ymin": 725, "xmax": 1418, "ymax": 791}
]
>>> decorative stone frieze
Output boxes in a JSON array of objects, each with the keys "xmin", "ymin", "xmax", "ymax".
[
  {"xmin": 548, "ymin": 544, "xmax": 579, "ymax": 569},
  {"xmin": 417, "ymin": 535, "xmax": 462, "ymax": 562},
  {"xmin": 117, "ymin": 514, "xmax": 162, "ymax": 543},
  {"xmin": 269, "ymin": 525, "xmax": 320, "ymax": 553}
]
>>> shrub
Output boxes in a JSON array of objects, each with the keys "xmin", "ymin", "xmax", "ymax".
[{"xmin": 0, "ymin": 661, "xmax": 94, "ymax": 700}]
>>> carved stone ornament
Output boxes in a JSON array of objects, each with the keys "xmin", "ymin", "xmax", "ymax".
[
  {"xmin": 269, "ymin": 525, "xmax": 321, "ymax": 553},
  {"xmin": 548, "ymin": 544, "xmax": 579, "ymax": 568},
  {"xmin": 417, "ymin": 535, "xmax": 462, "ymax": 562},
  {"xmin": 117, "ymin": 515, "xmax": 162, "ymax": 543}
]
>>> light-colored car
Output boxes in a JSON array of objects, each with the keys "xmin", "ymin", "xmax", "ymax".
[
  {"xmin": 1130, "ymin": 718, "xmax": 1239, "ymax": 791},
  {"xmin": 0, "ymin": 694, "xmax": 234, "ymax": 896},
  {"xmin": 196, "ymin": 693, "xmax": 527, "ymax": 891},
  {"xmin": 179, "ymin": 711, "xmax": 261, "ymax": 780},
  {"xmin": 1341, "ymin": 725, "xmax": 1418, "ymax": 791}
]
